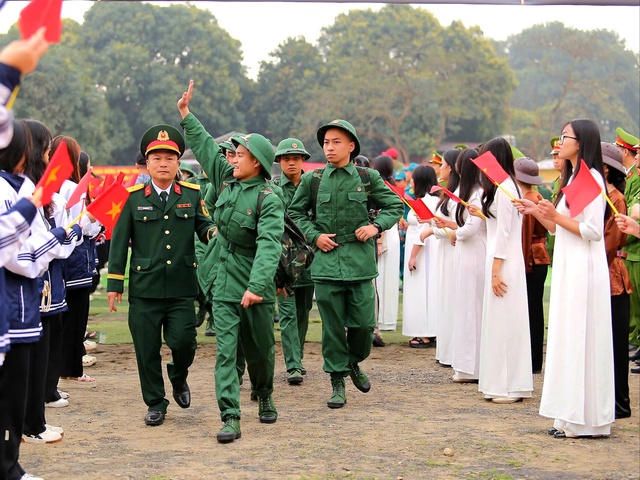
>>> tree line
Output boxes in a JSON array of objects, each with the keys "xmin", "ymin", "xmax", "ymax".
[{"xmin": 1, "ymin": 3, "xmax": 637, "ymax": 165}]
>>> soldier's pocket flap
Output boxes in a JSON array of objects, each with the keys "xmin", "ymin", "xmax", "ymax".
[
  {"xmin": 317, "ymin": 193, "xmax": 331, "ymax": 204},
  {"xmin": 230, "ymin": 211, "xmax": 256, "ymax": 230},
  {"xmin": 133, "ymin": 211, "xmax": 158, "ymax": 222},
  {"xmin": 184, "ymin": 255, "xmax": 198, "ymax": 268},
  {"xmin": 130, "ymin": 257, "xmax": 151, "ymax": 271},
  {"xmin": 347, "ymin": 191, "xmax": 367, "ymax": 203},
  {"xmin": 175, "ymin": 208, "xmax": 196, "ymax": 219}
]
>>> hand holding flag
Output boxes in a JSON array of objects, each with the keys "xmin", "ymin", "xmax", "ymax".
[
  {"xmin": 35, "ymin": 140, "xmax": 74, "ymax": 205},
  {"xmin": 19, "ymin": 0, "xmax": 63, "ymax": 43},
  {"xmin": 430, "ymin": 185, "xmax": 487, "ymax": 219}
]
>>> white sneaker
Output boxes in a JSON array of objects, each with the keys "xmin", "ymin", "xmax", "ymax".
[
  {"xmin": 45, "ymin": 424, "xmax": 64, "ymax": 436},
  {"xmin": 21, "ymin": 473, "xmax": 44, "ymax": 480},
  {"xmin": 45, "ymin": 398, "xmax": 69, "ymax": 408},
  {"xmin": 22, "ymin": 429, "xmax": 62, "ymax": 444},
  {"xmin": 84, "ymin": 340, "xmax": 97, "ymax": 352},
  {"xmin": 82, "ymin": 354, "xmax": 97, "ymax": 367},
  {"xmin": 58, "ymin": 390, "xmax": 69, "ymax": 399}
]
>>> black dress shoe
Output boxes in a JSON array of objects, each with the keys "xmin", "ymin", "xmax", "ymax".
[
  {"xmin": 630, "ymin": 349, "xmax": 640, "ymax": 362},
  {"xmin": 631, "ymin": 366, "xmax": 640, "ymax": 374},
  {"xmin": 145, "ymin": 410, "xmax": 165, "ymax": 426},
  {"xmin": 173, "ymin": 383, "xmax": 191, "ymax": 409}
]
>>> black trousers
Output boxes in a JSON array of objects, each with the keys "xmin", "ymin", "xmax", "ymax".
[
  {"xmin": 525, "ymin": 264, "xmax": 548, "ymax": 373},
  {"xmin": 0, "ymin": 342, "xmax": 33, "ymax": 480},
  {"xmin": 611, "ymin": 294, "xmax": 631, "ymax": 418},
  {"xmin": 23, "ymin": 316, "xmax": 51, "ymax": 436},
  {"xmin": 61, "ymin": 287, "xmax": 91, "ymax": 378},
  {"xmin": 44, "ymin": 313, "xmax": 63, "ymax": 402}
]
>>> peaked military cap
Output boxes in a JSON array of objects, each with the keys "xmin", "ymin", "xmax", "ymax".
[
  {"xmin": 140, "ymin": 124, "xmax": 185, "ymax": 157},
  {"xmin": 615, "ymin": 127, "xmax": 639, "ymax": 151},
  {"xmin": 316, "ymin": 119, "xmax": 360, "ymax": 159},
  {"xmin": 430, "ymin": 151, "xmax": 443, "ymax": 165},
  {"xmin": 550, "ymin": 137, "xmax": 561, "ymax": 155}
]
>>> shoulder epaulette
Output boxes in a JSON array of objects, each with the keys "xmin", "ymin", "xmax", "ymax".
[
  {"xmin": 179, "ymin": 181, "xmax": 200, "ymax": 190},
  {"xmin": 126, "ymin": 184, "xmax": 145, "ymax": 193}
]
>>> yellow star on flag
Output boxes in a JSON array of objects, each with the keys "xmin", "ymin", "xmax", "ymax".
[
  {"xmin": 106, "ymin": 201, "xmax": 124, "ymax": 221},
  {"xmin": 44, "ymin": 165, "xmax": 61, "ymax": 186}
]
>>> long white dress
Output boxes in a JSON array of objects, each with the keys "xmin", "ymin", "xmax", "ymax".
[
  {"xmin": 433, "ymin": 194, "xmax": 458, "ymax": 366},
  {"xmin": 539, "ymin": 169, "xmax": 614, "ymax": 436},
  {"xmin": 478, "ymin": 179, "xmax": 533, "ymax": 398},
  {"xmin": 451, "ymin": 188, "xmax": 487, "ymax": 379},
  {"xmin": 402, "ymin": 196, "xmax": 439, "ymax": 338},
  {"xmin": 376, "ymin": 222, "xmax": 400, "ymax": 331}
]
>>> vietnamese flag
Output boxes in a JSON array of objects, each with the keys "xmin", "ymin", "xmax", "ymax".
[
  {"xmin": 88, "ymin": 176, "xmax": 103, "ymax": 199},
  {"xmin": 384, "ymin": 180, "xmax": 406, "ymax": 200},
  {"xmin": 561, "ymin": 159, "xmax": 603, "ymax": 218},
  {"xmin": 65, "ymin": 167, "xmax": 93, "ymax": 210},
  {"xmin": 405, "ymin": 197, "xmax": 435, "ymax": 222},
  {"xmin": 86, "ymin": 181, "xmax": 130, "ymax": 231},
  {"xmin": 102, "ymin": 174, "xmax": 115, "ymax": 190},
  {"xmin": 115, "ymin": 171, "xmax": 126, "ymax": 184},
  {"xmin": 471, "ymin": 151, "xmax": 509, "ymax": 185},
  {"xmin": 35, "ymin": 139, "xmax": 73, "ymax": 205},
  {"xmin": 19, "ymin": 0, "xmax": 63, "ymax": 43},
  {"xmin": 123, "ymin": 174, "xmax": 139, "ymax": 188},
  {"xmin": 430, "ymin": 185, "xmax": 463, "ymax": 204}
]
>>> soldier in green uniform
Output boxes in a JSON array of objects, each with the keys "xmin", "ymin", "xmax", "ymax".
[
  {"xmin": 272, "ymin": 138, "xmax": 315, "ymax": 385},
  {"xmin": 107, "ymin": 125, "xmax": 216, "ymax": 426},
  {"xmin": 288, "ymin": 119, "xmax": 404, "ymax": 409},
  {"xmin": 616, "ymin": 128, "xmax": 640, "ymax": 348},
  {"xmin": 178, "ymin": 80, "xmax": 284, "ymax": 443}
]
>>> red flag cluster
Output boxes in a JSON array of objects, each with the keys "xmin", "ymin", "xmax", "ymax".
[{"xmin": 87, "ymin": 182, "xmax": 130, "ymax": 232}]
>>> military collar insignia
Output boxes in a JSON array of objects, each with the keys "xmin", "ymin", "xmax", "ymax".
[
  {"xmin": 144, "ymin": 185, "xmax": 152, "ymax": 197},
  {"xmin": 174, "ymin": 182, "xmax": 182, "ymax": 195}
]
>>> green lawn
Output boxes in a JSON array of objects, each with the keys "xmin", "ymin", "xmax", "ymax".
[{"xmin": 88, "ymin": 270, "xmax": 551, "ymax": 345}]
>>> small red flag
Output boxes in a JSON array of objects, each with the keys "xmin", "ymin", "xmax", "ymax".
[
  {"xmin": 405, "ymin": 197, "xmax": 435, "ymax": 222},
  {"xmin": 66, "ymin": 167, "xmax": 93, "ymax": 210},
  {"xmin": 561, "ymin": 159, "xmax": 602, "ymax": 218},
  {"xmin": 115, "ymin": 171, "xmax": 126, "ymax": 184},
  {"xmin": 384, "ymin": 180, "xmax": 405, "ymax": 200},
  {"xmin": 35, "ymin": 140, "xmax": 74, "ymax": 205},
  {"xmin": 430, "ymin": 185, "xmax": 463, "ymax": 203},
  {"xmin": 103, "ymin": 174, "xmax": 115, "ymax": 189},
  {"xmin": 19, "ymin": 0, "xmax": 63, "ymax": 43},
  {"xmin": 123, "ymin": 174, "xmax": 139, "ymax": 188},
  {"xmin": 86, "ymin": 182, "xmax": 130, "ymax": 231},
  {"xmin": 471, "ymin": 151, "xmax": 509, "ymax": 185},
  {"xmin": 88, "ymin": 176, "xmax": 103, "ymax": 199}
]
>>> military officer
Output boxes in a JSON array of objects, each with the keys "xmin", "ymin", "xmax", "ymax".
[
  {"xmin": 616, "ymin": 128, "xmax": 640, "ymax": 349},
  {"xmin": 107, "ymin": 124, "xmax": 216, "ymax": 426},
  {"xmin": 272, "ymin": 138, "xmax": 315, "ymax": 385},
  {"xmin": 178, "ymin": 80, "xmax": 284, "ymax": 443},
  {"xmin": 288, "ymin": 119, "xmax": 404, "ymax": 409}
]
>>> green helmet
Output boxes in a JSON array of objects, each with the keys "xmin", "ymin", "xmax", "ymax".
[
  {"xmin": 316, "ymin": 119, "xmax": 360, "ymax": 159},
  {"xmin": 232, "ymin": 133, "xmax": 276, "ymax": 179},
  {"xmin": 179, "ymin": 161, "xmax": 196, "ymax": 178},
  {"xmin": 275, "ymin": 138, "xmax": 310, "ymax": 160}
]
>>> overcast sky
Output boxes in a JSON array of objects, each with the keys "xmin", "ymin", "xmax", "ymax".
[{"xmin": 1, "ymin": 2, "xmax": 639, "ymax": 79}]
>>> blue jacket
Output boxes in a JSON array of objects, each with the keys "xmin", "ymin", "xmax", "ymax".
[{"xmin": 64, "ymin": 236, "xmax": 97, "ymax": 290}]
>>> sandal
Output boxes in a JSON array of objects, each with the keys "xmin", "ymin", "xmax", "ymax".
[
  {"xmin": 60, "ymin": 374, "xmax": 96, "ymax": 385},
  {"xmin": 409, "ymin": 337, "xmax": 432, "ymax": 349},
  {"xmin": 84, "ymin": 331, "xmax": 97, "ymax": 341}
]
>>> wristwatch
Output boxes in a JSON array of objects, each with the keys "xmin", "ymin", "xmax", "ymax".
[{"xmin": 373, "ymin": 222, "xmax": 383, "ymax": 234}]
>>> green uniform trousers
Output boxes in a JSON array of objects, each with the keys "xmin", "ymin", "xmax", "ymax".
[
  {"xmin": 128, "ymin": 296, "xmax": 197, "ymax": 413},
  {"xmin": 315, "ymin": 281, "xmax": 376, "ymax": 378},
  {"xmin": 212, "ymin": 300, "xmax": 275, "ymax": 420},
  {"xmin": 626, "ymin": 260, "xmax": 640, "ymax": 346},
  {"xmin": 277, "ymin": 285, "xmax": 314, "ymax": 372}
]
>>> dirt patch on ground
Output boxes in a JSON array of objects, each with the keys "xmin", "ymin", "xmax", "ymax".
[{"xmin": 23, "ymin": 341, "xmax": 640, "ymax": 480}]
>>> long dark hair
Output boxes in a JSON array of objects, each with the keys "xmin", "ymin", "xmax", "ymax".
[
  {"xmin": 605, "ymin": 166, "xmax": 626, "ymax": 199},
  {"xmin": 373, "ymin": 155, "xmax": 395, "ymax": 185},
  {"xmin": 412, "ymin": 165, "xmax": 437, "ymax": 199},
  {"xmin": 479, "ymin": 137, "xmax": 519, "ymax": 219},
  {"xmin": 50, "ymin": 135, "xmax": 82, "ymax": 183},
  {"xmin": 555, "ymin": 119, "xmax": 605, "ymax": 213},
  {"xmin": 22, "ymin": 119, "xmax": 52, "ymax": 185},
  {"xmin": 455, "ymin": 148, "xmax": 481, "ymax": 227},
  {"xmin": 436, "ymin": 149, "xmax": 460, "ymax": 217},
  {"xmin": 0, "ymin": 120, "xmax": 31, "ymax": 174}
]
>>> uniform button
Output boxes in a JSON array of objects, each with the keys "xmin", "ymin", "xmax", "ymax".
[
  {"xmin": 165, "ymin": 230, "xmax": 170, "ymax": 235},
  {"xmin": 166, "ymin": 260, "xmax": 172, "ymax": 265},
  {"xmin": 193, "ymin": 263, "xmax": 197, "ymax": 267},
  {"xmin": 143, "ymin": 216, "xmax": 148, "ymax": 221},
  {"xmin": 183, "ymin": 214, "xmax": 188, "ymax": 218},
  {"xmin": 136, "ymin": 266, "xmax": 141, "ymax": 271},
  {"xmin": 164, "ymin": 215, "xmax": 169, "ymax": 220},
  {"xmin": 166, "ymin": 245, "xmax": 171, "ymax": 250}
]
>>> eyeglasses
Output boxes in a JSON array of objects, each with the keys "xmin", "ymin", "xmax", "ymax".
[{"xmin": 559, "ymin": 134, "xmax": 578, "ymax": 144}]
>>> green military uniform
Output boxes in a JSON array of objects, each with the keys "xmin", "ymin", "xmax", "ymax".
[
  {"xmin": 180, "ymin": 113, "xmax": 284, "ymax": 432},
  {"xmin": 107, "ymin": 125, "xmax": 216, "ymax": 418},
  {"xmin": 272, "ymin": 138, "xmax": 315, "ymax": 382},
  {"xmin": 193, "ymin": 171, "xmax": 213, "ymax": 330},
  {"xmin": 288, "ymin": 119, "xmax": 403, "ymax": 407},
  {"xmin": 618, "ymin": 128, "xmax": 640, "ymax": 345}
]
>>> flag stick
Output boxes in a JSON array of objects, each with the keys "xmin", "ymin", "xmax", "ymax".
[
  {"xmin": 602, "ymin": 190, "xmax": 619, "ymax": 215},
  {"xmin": 401, "ymin": 197, "xmax": 451, "ymax": 238},
  {"xmin": 66, "ymin": 210, "xmax": 85, "ymax": 230},
  {"xmin": 495, "ymin": 181, "xmax": 516, "ymax": 201},
  {"xmin": 459, "ymin": 199, "xmax": 488, "ymax": 220}
]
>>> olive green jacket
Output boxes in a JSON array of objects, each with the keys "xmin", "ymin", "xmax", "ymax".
[
  {"xmin": 180, "ymin": 113, "xmax": 284, "ymax": 303},
  {"xmin": 288, "ymin": 162, "xmax": 403, "ymax": 282},
  {"xmin": 623, "ymin": 165, "xmax": 639, "ymax": 261},
  {"xmin": 107, "ymin": 180, "xmax": 215, "ymax": 298}
]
